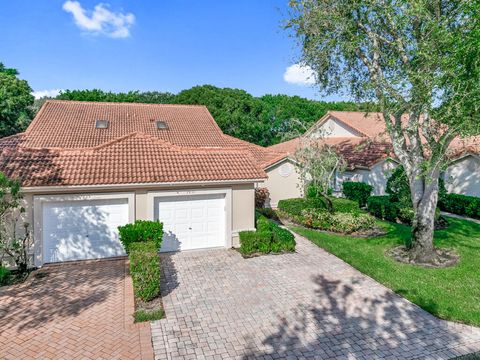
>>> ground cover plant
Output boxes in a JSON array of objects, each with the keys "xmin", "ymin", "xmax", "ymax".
[{"xmin": 290, "ymin": 217, "xmax": 480, "ymax": 327}]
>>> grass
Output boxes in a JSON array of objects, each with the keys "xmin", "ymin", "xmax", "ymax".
[
  {"xmin": 133, "ymin": 309, "xmax": 164, "ymax": 323},
  {"xmin": 290, "ymin": 216, "xmax": 480, "ymax": 327}
]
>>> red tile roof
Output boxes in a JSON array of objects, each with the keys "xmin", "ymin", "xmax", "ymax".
[{"xmin": 0, "ymin": 101, "xmax": 278, "ymax": 187}]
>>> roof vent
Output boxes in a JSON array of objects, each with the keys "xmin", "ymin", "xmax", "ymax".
[
  {"xmin": 156, "ymin": 121, "xmax": 168, "ymax": 130},
  {"xmin": 95, "ymin": 119, "xmax": 109, "ymax": 129}
]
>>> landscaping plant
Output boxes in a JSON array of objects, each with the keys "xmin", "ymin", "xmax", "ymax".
[
  {"xmin": 255, "ymin": 187, "xmax": 270, "ymax": 208},
  {"xmin": 118, "ymin": 220, "xmax": 163, "ymax": 253},
  {"xmin": 342, "ymin": 181, "xmax": 373, "ymax": 208},
  {"xmin": 287, "ymin": 0, "xmax": 480, "ymax": 264},
  {"xmin": 0, "ymin": 265, "xmax": 11, "ymax": 286},
  {"xmin": 129, "ymin": 242, "xmax": 161, "ymax": 302}
]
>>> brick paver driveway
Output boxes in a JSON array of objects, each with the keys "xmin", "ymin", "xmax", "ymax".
[
  {"xmin": 152, "ymin": 234, "xmax": 480, "ymax": 360},
  {"xmin": 0, "ymin": 259, "xmax": 153, "ymax": 360}
]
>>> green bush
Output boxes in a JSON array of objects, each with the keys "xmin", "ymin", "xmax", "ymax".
[
  {"xmin": 342, "ymin": 181, "xmax": 373, "ymax": 207},
  {"xmin": 440, "ymin": 193, "xmax": 480, "ymax": 219},
  {"xmin": 129, "ymin": 242, "xmax": 161, "ymax": 302},
  {"xmin": 278, "ymin": 197, "xmax": 359, "ymax": 216},
  {"xmin": 331, "ymin": 197, "xmax": 360, "ymax": 214},
  {"xmin": 118, "ymin": 220, "xmax": 163, "ymax": 254},
  {"xmin": 367, "ymin": 196, "xmax": 398, "ymax": 222},
  {"xmin": 0, "ymin": 266, "xmax": 11, "ymax": 286},
  {"xmin": 301, "ymin": 209, "xmax": 376, "ymax": 234},
  {"xmin": 255, "ymin": 207, "xmax": 279, "ymax": 221},
  {"xmin": 239, "ymin": 215, "xmax": 295, "ymax": 255},
  {"xmin": 278, "ymin": 198, "xmax": 317, "ymax": 217}
]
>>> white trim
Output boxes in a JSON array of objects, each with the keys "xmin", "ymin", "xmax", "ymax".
[
  {"xmin": 22, "ymin": 179, "xmax": 265, "ymax": 193},
  {"xmin": 33, "ymin": 192, "xmax": 135, "ymax": 267},
  {"xmin": 264, "ymin": 157, "xmax": 298, "ymax": 172},
  {"xmin": 146, "ymin": 188, "xmax": 233, "ymax": 249}
]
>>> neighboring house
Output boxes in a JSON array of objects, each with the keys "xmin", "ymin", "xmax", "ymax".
[
  {"xmin": 268, "ymin": 111, "xmax": 480, "ymax": 202},
  {"xmin": 0, "ymin": 100, "xmax": 286, "ymax": 266}
]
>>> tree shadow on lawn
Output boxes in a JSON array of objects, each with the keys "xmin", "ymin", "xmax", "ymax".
[
  {"xmin": 0, "ymin": 259, "xmax": 125, "ymax": 333},
  {"xmin": 242, "ymin": 274, "xmax": 480, "ymax": 359}
]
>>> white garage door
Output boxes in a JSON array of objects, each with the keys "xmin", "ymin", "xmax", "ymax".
[
  {"xmin": 42, "ymin": 198, "xmax": 129, "ymax": 263},
  {"xmin": 154, "ymin": 194, "xmax": 226, "ymax": 252}
]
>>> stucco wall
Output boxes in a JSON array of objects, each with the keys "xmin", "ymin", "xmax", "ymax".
[
  {"xmin": 263, "ymin": 159, "xmax": 303, "ymax": 208},
  {"xmin": 444, "ymin": 156, "xmax": 480, "ymax": 197},
  {"xmin": 335, "ymin": 160, "xmax": 398, "ymax": 196},
  {"xmin": 312, "ymin": 118, "xmax": 361, "ymax": 138}
]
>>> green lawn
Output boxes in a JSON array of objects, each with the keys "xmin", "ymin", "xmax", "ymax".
[{"xmin": 290, "ymin": 216, "xmax": 480, "ymax": 326}]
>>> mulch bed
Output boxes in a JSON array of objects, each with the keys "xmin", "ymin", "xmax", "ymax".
[{"xmin": 386, "ymin": 246, "xmax": 460, "ymax": 268}]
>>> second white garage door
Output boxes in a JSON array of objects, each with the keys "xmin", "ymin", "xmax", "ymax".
[{"xmin": 154, "ymin": 193, "xmax": 226, "ymax": 252}]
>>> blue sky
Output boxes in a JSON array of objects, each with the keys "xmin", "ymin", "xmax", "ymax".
[{"xmin": 0, "ymin": 1, "xmax": 346, "ymax": 101}]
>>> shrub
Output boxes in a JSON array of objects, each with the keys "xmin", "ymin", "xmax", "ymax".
[
  {"xmin": 331, "ymin": 197, "xmax": 360, "ymax": 214},
  {"xmin": 255, "ymin": 187, "xmax": 270, "ymax": 208},
  {"xmin": 255, "ymin": 207, "xmax": 279, "ymax": 221},
  {"xmin": 0, "ymin": 266, "xmax": 11, "ymax": 286},
  {"xmin": 278, "ymin": 197, "xmax": 359, "ymax": 216},
  {"xmin": 305, "ymin": 183, "xmax": 333, "ymax": 199},
  {"xmin": 439, "ymin": 193, "xmax": 480, "ymax": 219},
  {"xmin": 278, "ymin": 198, "xmax": 314, "ymax": 217},
  {"xmin": 342, "ymin": 181, "xmax": 373, "ymax": 207},
  {"xmin": 118, "ymin": 220, "xmax": 163, "ymax": 254},
  {"xmin": 239, "ymin": 215, "xmax": 295, "ymax": 255},
  {"xmin": 367, "ymin": 196, "xmax": 398, "ymax": 222},
  {"xmin": 301, "ymin": 209, "xmax": 375, "ymax": 234},
  {"xmin": 129, "ymin": 242, "xmax": 160, "ymax": 302}
]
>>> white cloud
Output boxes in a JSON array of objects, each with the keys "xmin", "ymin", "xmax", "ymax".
[
  {"xmin": 32, "ymin": 89, "xmax": 62, "ymax": 99},
  {"xmin": 62, "ymin": 1, "xmax": 135, "ymax": 38},
  {"xmin": 283, "ymin": 63, "xmax": 316, "ymax": 86}
]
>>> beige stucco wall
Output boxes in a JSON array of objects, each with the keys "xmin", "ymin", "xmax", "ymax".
[
  {"xmin": 312, "ymin": 118, "xmax": 361, "ymax": 138},
  {"xmin": 20, "ymin": 182, "xmax": 255, "ymax": 264},
  {"xmin": 263, "ymin": 159, "xmax": 303, "ymax": 208},
  {"xmin": 444, "ymin": 156, "xmax": 480, "ymax": 197}
]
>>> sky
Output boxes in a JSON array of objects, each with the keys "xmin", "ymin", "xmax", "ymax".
[{"xmin": 0, "ymin": 1, "xmax": 347, "ymax": 101}]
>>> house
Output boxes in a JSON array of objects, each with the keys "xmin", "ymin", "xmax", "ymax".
[
  {"xmin": 268, "ymin": 111, "xmax": 480, "ymax": 203},
  {"xmin": 0, "ymin": 100, "xmax": 287, "ymax": 266}
]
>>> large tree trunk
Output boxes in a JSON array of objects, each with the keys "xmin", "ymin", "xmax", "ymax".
[{"xmin": 408, "ymin": 169, "xmax": 440, "ymax": 263}]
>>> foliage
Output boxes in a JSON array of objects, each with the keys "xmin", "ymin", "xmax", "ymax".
[
  {"xmin": 239, "ymin": 214, "xmax": 295, "ymax": 256},
  {"xmin": 128, "ymin": 242, "xmax": 161, "ymax": 302},
  {"xmin": 367, "ymin": 196, "xmax": 399, "ymax": 222},
  {"xmin": 133, "ymin": 309, "xmax": 164, "ymax": 323},
  {"xmin": 57, "ymin": 89, "xmax": 175, "ymax": 104},
  {"xmin": 294, "ymin": 136, "xmax": 346, "ymax": 212},
  {"xmin": 52, "ymin": 85, "xmax": 366, "ymax": 146},
  {"xmin": 291, "ymin": 217, "xmax": 480, "ymax": 326},
  {"xmin": 0, "ymin": 265, "xmax": 11, "ymax": 286},
  {"xmin": 0, "ymin": 173, "xmax": 31, "ymax": 272},
  {"xmin": 287, "ymin": 0, "xmax": 480, "ymax": 261},
  {"xmin": 342, "ymin": 181, "xmax": 373, "ymax": 208},
  {"xmin": 255, "ymin": 187, "xmax": 270, "ymax": 208},
  {"xmin": 300, "ymin": 209, "xmax": 376, "ymax": 234},
  {"xmin": 277, "ymin": 197, "xmax": 359, "ymax": 217},
  {"xmin": 0, "ymin": 62, "xmax": 34, "ymax": 137},
  {"xmin": 118, "ymin": 220, "xmax": 163, "ymax": 254},
  {"xmin": 440, "ymin": 193, "xmax": 480, "ymax": 219},
  {"xmin": 331, "ymin": 197, "xmax": 360, "ymax": 214},
  {"xmin": 255, "ymin": 207, "xmax": 280, "ymax": 221}
]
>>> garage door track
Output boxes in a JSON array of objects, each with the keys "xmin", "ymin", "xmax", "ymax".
[{"xmin": 152, "ymin": 234, "xmax": 480, "ymax": 360}]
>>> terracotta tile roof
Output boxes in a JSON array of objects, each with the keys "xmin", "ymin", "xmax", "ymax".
[
  {"xmin": 0, "ymin": 133, "xmax": 266, "ymax": 187},
  {"xmin": 0, "ymin": 101, "xmax": 270, "ymax": 187}
]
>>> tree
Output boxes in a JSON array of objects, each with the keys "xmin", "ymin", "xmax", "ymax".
[
  {"xmin": 57, "ymin": 89, "xmax": 175, "ymax": 104},
  {"xmin": 0, "ymin": 62, "xmax": 34, "ymax": 137},
  {"xmin": 0, "ymin": 173, "xmax": 31, "ymax": 272},
  {"xmin": 287, "ymin": 0, "xmax": 480, "ymax": 264}
]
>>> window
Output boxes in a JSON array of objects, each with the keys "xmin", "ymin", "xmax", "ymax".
[
  {"xmin": 95, "ymin": 120, "xmax": 109, "ymax": 129},
  {"xmin": 156, "ymin": 121, "xmax": 168, "ymax": 129}
]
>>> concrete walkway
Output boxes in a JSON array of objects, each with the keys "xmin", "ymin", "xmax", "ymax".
[{"xmin": 151, "ymin": 234, "xmax": 480, "ymax": 360}]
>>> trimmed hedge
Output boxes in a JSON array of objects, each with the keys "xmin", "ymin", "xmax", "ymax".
[
  {"xmin": 129, "ymin": 242, "xmax": 161, "ymax": 302},
  {"xmin": 239, "ymin": 215, "xmax": 295, "ymax": 256},
  {"xmin": 366, "ymin": 195, "xmax": 398, "ymax": 222},
  {"xmin": 0, "ymin": 266, "xmax": 10, "ymax": 286},
  {"xmin": 277, "ymin": 197, "xmax": 359, "ymax": 216},
  {"xmin": 118, "ymin": 220, "xmax": 163, "ymax": 253},
  {"xmin": 342, "ymin": 181, "xmax": 373, "ymax": 207},
  {"xmin": 440, "ymin": 193, "xmax": 480, "ymax": 219}
]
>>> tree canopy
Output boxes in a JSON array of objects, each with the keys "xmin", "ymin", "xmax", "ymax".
[
  {"xmin": 0, "ymin": 63, "xmax": 34, "ymax": 137},
  {"xmin": 287, "ymin": 0, "xmax": 480, "ymax": 263},
  {"xmin": 47, "ymin": 85, "xmax": 366, "ymax": 146}
]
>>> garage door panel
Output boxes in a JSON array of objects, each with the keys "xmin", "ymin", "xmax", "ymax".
[
  {"xmin": 155, "ymin": 193, "xmax": 226, "ymax": 252},
  {"xmin": 42, "ymin": 198, "xmax": 129, "ymax": 263}
]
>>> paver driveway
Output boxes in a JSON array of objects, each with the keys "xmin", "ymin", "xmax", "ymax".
[
  {"xmin": 0, "ymin": 258, "xmax": 153, "ymax": 360},
  {"xmin": 152, "ymin": 234, "xmax": 480, "ymax": 360}
]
